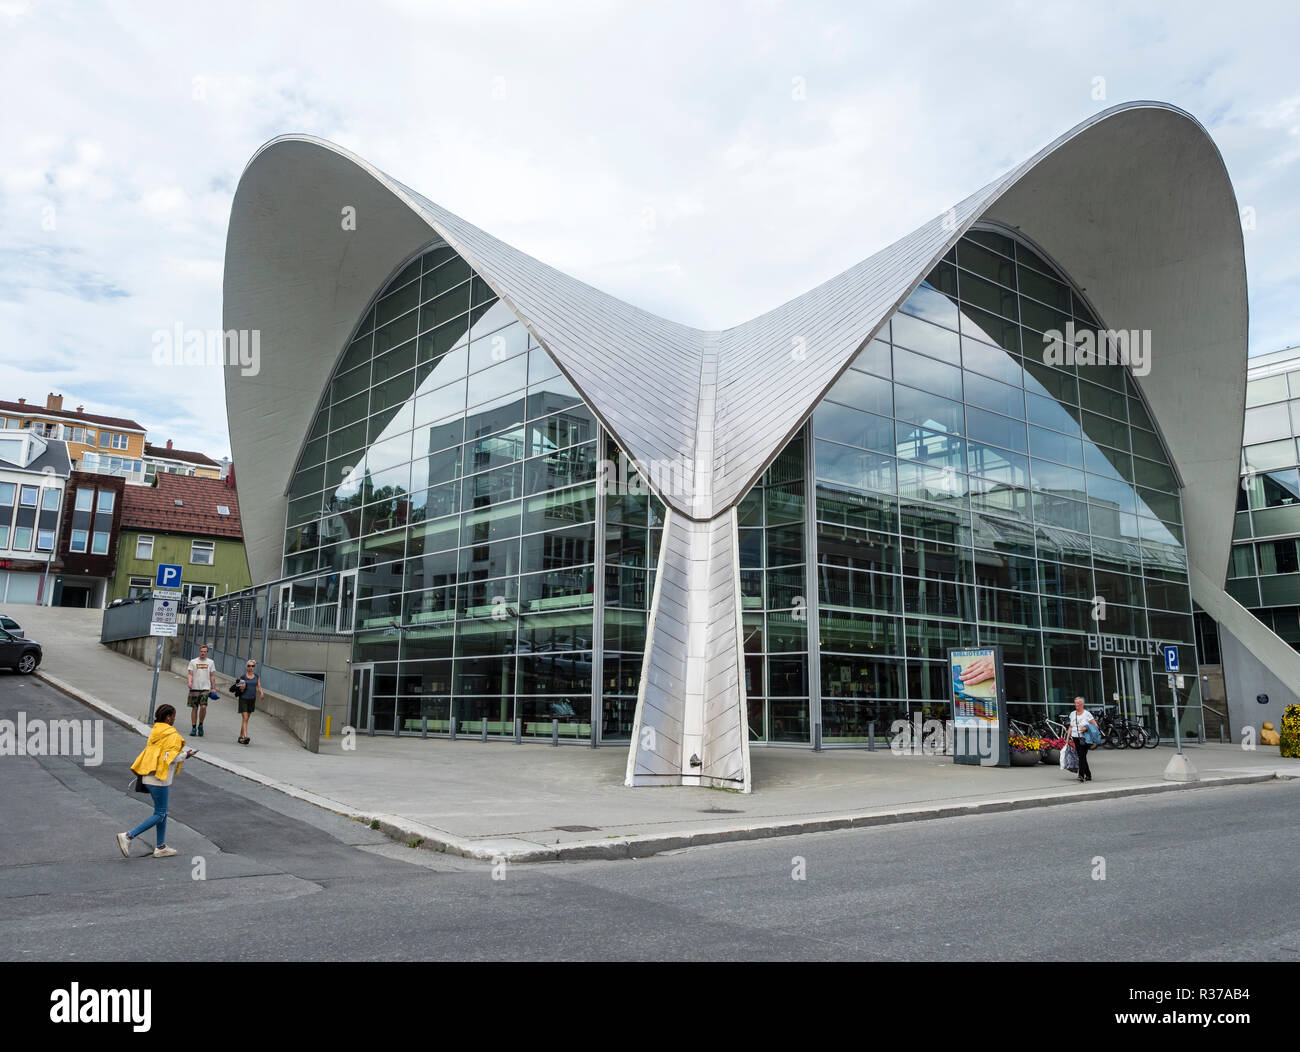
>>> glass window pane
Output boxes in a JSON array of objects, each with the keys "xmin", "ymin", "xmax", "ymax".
[{"xmin": 891, "ymin": 313, "xmax": 961, "ymax": 365}]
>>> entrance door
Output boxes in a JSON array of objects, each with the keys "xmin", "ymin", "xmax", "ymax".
[
  {"xmin": 278, "ymin": 584, "xmax": 292, "ymax": 629},
  {"xmin": 349, "ymin": 663, "xmax": 374, "ymax": 734},
  {"xmin": 1102, "ymin": 656, "xmax": 1151, "ymax": 738},
  {"xmin": 337, "ymin": 570, "xmax": 357, "ymax": 633}
]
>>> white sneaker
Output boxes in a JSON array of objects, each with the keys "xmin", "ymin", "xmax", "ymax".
[
  {"xmin": 152, "ymin": 846, "xmax": 177, "ymax": 858},
  {"xmin": 116, "ymin": 832, "xmax": 130, "ymax": 857}
]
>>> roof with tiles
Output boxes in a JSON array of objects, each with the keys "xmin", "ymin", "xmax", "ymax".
[
  {"xmin": 0, "ymin": 399, "xmax": 146, "ymax": 432},
  {"xmin": 120, "ymin": 472, "xmax": 242, "ymax": 539},
  {"xmin": 144, "ymin": 442, "xmax": 221, "ymax": 468}
]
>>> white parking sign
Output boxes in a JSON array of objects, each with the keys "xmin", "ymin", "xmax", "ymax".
[{"xmin": 150, "ymin": 598, "xmax": 178, "ymax": 637}]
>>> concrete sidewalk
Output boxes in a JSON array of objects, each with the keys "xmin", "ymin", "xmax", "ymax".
[{"xmin": 18, "ymin": 605, "xmax": 1296, "ymax": 862}]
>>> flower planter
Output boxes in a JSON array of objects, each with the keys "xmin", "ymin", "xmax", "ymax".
[
  {"xmin": 1041, "ymin": 747, "xmax": 1061, "ymax": 764},
  {"xmin": 1010, "ymin": 749, "xmax": 1040, "ymax": 767}
]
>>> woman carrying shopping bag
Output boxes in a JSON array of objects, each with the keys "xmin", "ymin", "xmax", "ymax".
[
  {"xmin": 1067, "ymin": 695, "xmax": 1101, "ymax": 783},
  {"xmin": 116, "ymin": 704, "xmax": 197, "ymax": 858}
]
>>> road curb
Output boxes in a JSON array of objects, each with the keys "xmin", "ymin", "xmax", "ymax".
[
  {"xmin": 382, "ymin": 770, "xmax": 1284, "ymax": 863},
  {"xmin": 38, "ymin": 669, "xmax": 1290, "ymax": 864}
]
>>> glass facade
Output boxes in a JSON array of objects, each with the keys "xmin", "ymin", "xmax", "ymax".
[
  {"xmin": 1226, "ymin": 352, "xmax": 1300, "ymax": 650},
  {"xmin": 807, "ymin": 227, "xmax": 1199, "ymax": 740},
  {"xmin": 283, "ymin": 226, "xmax": 1201, "ymax": 745}
]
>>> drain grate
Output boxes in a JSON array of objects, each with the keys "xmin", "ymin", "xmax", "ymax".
[
  {"xmin": 699, "ymin": 807, "xmax": 743, "ymax": 814},
  {"xmin": 553, "ymin": 825, "xmax": 600, "ymax": 832}
]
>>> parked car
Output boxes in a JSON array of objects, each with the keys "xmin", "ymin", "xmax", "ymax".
[
  {"xmin": 0, "ymin": 613, "xmax": 23, "ymax": 637},
  {"xmin": 0, "ymin": 628, "xmax": 41, "ymax": 674}
]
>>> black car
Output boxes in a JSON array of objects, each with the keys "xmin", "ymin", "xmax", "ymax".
[{"xmin": 0, "ymin": 628, "xmax": 41, "ymax": 674}]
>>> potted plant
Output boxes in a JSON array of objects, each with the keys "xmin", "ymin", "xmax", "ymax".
[
  {"xmin": 1040, "ymin": 736, "xmax": 1065, "ymax": 764},
  {"xmin": 1281, "ymin": 704, "xmax": 1300, "ymax": 759},
  {"xmin": 1008, "ymin": 734, "xmax": 1043, "ymax": 766}
]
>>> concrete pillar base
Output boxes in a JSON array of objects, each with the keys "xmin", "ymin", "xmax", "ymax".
[{"xmin": 1163, "ymin": 752, "xmax": 1200, "ymax": 782}]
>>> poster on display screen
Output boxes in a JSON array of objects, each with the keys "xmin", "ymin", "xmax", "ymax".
[{"xmin": 948, "ymin": 645, "xmax": 1009, "ymax": 767}]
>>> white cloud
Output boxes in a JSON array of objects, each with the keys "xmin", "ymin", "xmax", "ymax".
[{"xmin": 0, "ymin": 0, "xmax": 1297, "ymax": 467}]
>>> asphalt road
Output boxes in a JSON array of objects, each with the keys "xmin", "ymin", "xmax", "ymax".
[{"xmin": 3, "ymin": 675, "xmax": 1298, "ymax": 962}]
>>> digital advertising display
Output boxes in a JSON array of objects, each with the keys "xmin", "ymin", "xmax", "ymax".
[{"xmin": 949, "ymin": 646, "xmax": 1010, "ymax": 766}]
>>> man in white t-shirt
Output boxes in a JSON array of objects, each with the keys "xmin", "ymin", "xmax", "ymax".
[
  {"xmin": 186, "ymin": 644, "xmax": 217, "ymax": 737},
  {"xmin": 1067, "ymin": 695, "xmax": 1100, "ymax": 783}
]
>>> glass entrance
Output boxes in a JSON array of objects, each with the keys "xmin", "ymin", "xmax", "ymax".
[
  {"xmin": 349, "ymin": 663, "xmax": 374, "ymax": 734},
  {"xmin": 1102, "ymin": 656, "xmax": 1155, "ymax": 737}
]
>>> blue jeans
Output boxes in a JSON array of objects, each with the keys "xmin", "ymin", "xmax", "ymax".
[{"xmin": 128, "ymin": 784, "xmax": 170, "ymax": 846}]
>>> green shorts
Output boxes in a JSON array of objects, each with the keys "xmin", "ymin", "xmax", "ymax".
[
  {"xmin": 237, "ymin": 697, "xmax": 256, "ymax": 715},
  {"xmin": 187, "ymin": 690, "xmax": 210, "ymax": 708}
]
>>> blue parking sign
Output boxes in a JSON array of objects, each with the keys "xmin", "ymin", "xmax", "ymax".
[
  {"xmin": 1163, "ymin": 645, "xmax": 1179, "ymax": 673},
  {"xmin": 156, "ymin": 563, "xmax": 183, "ymax": 589}
]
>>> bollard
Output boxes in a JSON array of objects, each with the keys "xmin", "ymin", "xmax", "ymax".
[
  {"xmin": 813, "ymin": 722, "xmax": 822, "ymax": 752},
  {"xmin": 394, "ymin": 715, "xmax": 401, "ymax": 739},
  {"xmin": 324, "ymin": 716, "xmax": 331, "ymax": 740},
  {"xmin": 514, "ymin": 718, "xmax": 522, "ymax": 743},
  {"xmin": 551, "ymin": 719, "xmax": 560, "ymax": 746},
  {"xmin": 481, "ymin": 719, "xmax": 488, "ymax": 742},
  {"xmin": 1219, "ymin": 724, "xmax": 1225, "ymax": 744},
  {"xmin": 449, "ymin": 717, "xmax": 457, "ymax": 741},
  {"xmin": 867, "ymin": 721, "xmax": 876, "ymax": 751},
  {"xmin": 421, "ymin": 716, "xmax": 428, "ymax": 739}
]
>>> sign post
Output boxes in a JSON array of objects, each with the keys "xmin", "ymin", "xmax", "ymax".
[
  {"xmin": 1161, "ymin": 643, "xmax": 1198, "ymax": 782},
  {"xmin": 147, "ymin": 564, "xmax": 184, "ymax": 723},
  {"xmin": 1164, "ymin": 644, "xmax": 1182, "ymax": 755}
]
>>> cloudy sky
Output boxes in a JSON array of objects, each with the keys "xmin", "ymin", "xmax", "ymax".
[{"xmin": 1, "ymin": 0, "xmax": 1297, "ymax": 461}]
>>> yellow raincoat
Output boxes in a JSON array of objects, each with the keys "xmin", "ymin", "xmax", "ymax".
[{"xmin": 130, "ymin": 722, "xmax": 188, "ymax": 781}]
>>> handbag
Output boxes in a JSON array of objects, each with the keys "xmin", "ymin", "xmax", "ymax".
[
  {"xmin": 132, "ymin": 771, "xmax": 149, "ymax": 794},
  {"xmin": 1063, "ymin": 743, "xmax": 1079, "ymax": 772}
]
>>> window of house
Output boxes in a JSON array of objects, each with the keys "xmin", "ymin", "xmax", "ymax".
[
  {"xmin": 136, "ymin": 535, "xmax": 154, "ymax": 559},
  {"xmin": 111, "ymin": 433, "xmax": 129, "ymax": 450},
  {"xmin": 36, "ymin": 529, "xmax": 54, "ymax": 551},
  {"xmin": 183, "ymin": 582, "xmax": 215, "ymax": 602},
  {"xmin": 97, "ymin": 491, "xmax": 115, "ymax": 513},
  {"xmin": 91, "ymin": 532, "xmax": 109, "ymax": 555},
  {"xmin": 128, "ymin": 576, "xmax": 152, "ymax": 598},
  {"xmin": 217, "ymin": 505, "xmax": 230, "ymax": 516},
  {"xmin": 70, "ymin": 529, "xmax": 88, "ymax": 553},
  {"xmin": 41, "ymin": 488, "xmax": 59, "ymax": 510},
  {"xmin": 191, "ymin": 540, "xmax": 215, "ymax": 565},
  {"xmin": 75, "ymin": 489, "xmax": 93, "ymax": 512}
]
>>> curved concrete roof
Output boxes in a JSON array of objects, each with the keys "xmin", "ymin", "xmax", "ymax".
[{"xmin": 224, "ymin": 102, "xmax": 1247, "ymax": 608}]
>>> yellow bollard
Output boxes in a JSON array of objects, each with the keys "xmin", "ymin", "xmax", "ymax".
[{"xmin": 325, "ymin": 716, "xmax": 331, "ymax": 739}]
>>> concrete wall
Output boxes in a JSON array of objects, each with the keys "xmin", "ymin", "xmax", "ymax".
[
  {"xmin": 260, "ymin": 635, "xmax": 353, "ymax": 734},
  {"xmin": 1219, "ymin": 620, "xmax": 1300, "ymax": 743},
  {"xmin": 106, "ymin": 634, "xmax": 182, "ymax": 669}
]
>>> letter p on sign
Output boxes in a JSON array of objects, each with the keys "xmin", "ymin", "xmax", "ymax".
[{"xmin": 156, "ymin": 563, "xmax": 183, "ymax": 589}]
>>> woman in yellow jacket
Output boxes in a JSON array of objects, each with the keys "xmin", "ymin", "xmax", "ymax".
[{"xmin": 117, "ymin": 704, "xmax": 197, "ymax": 859}]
